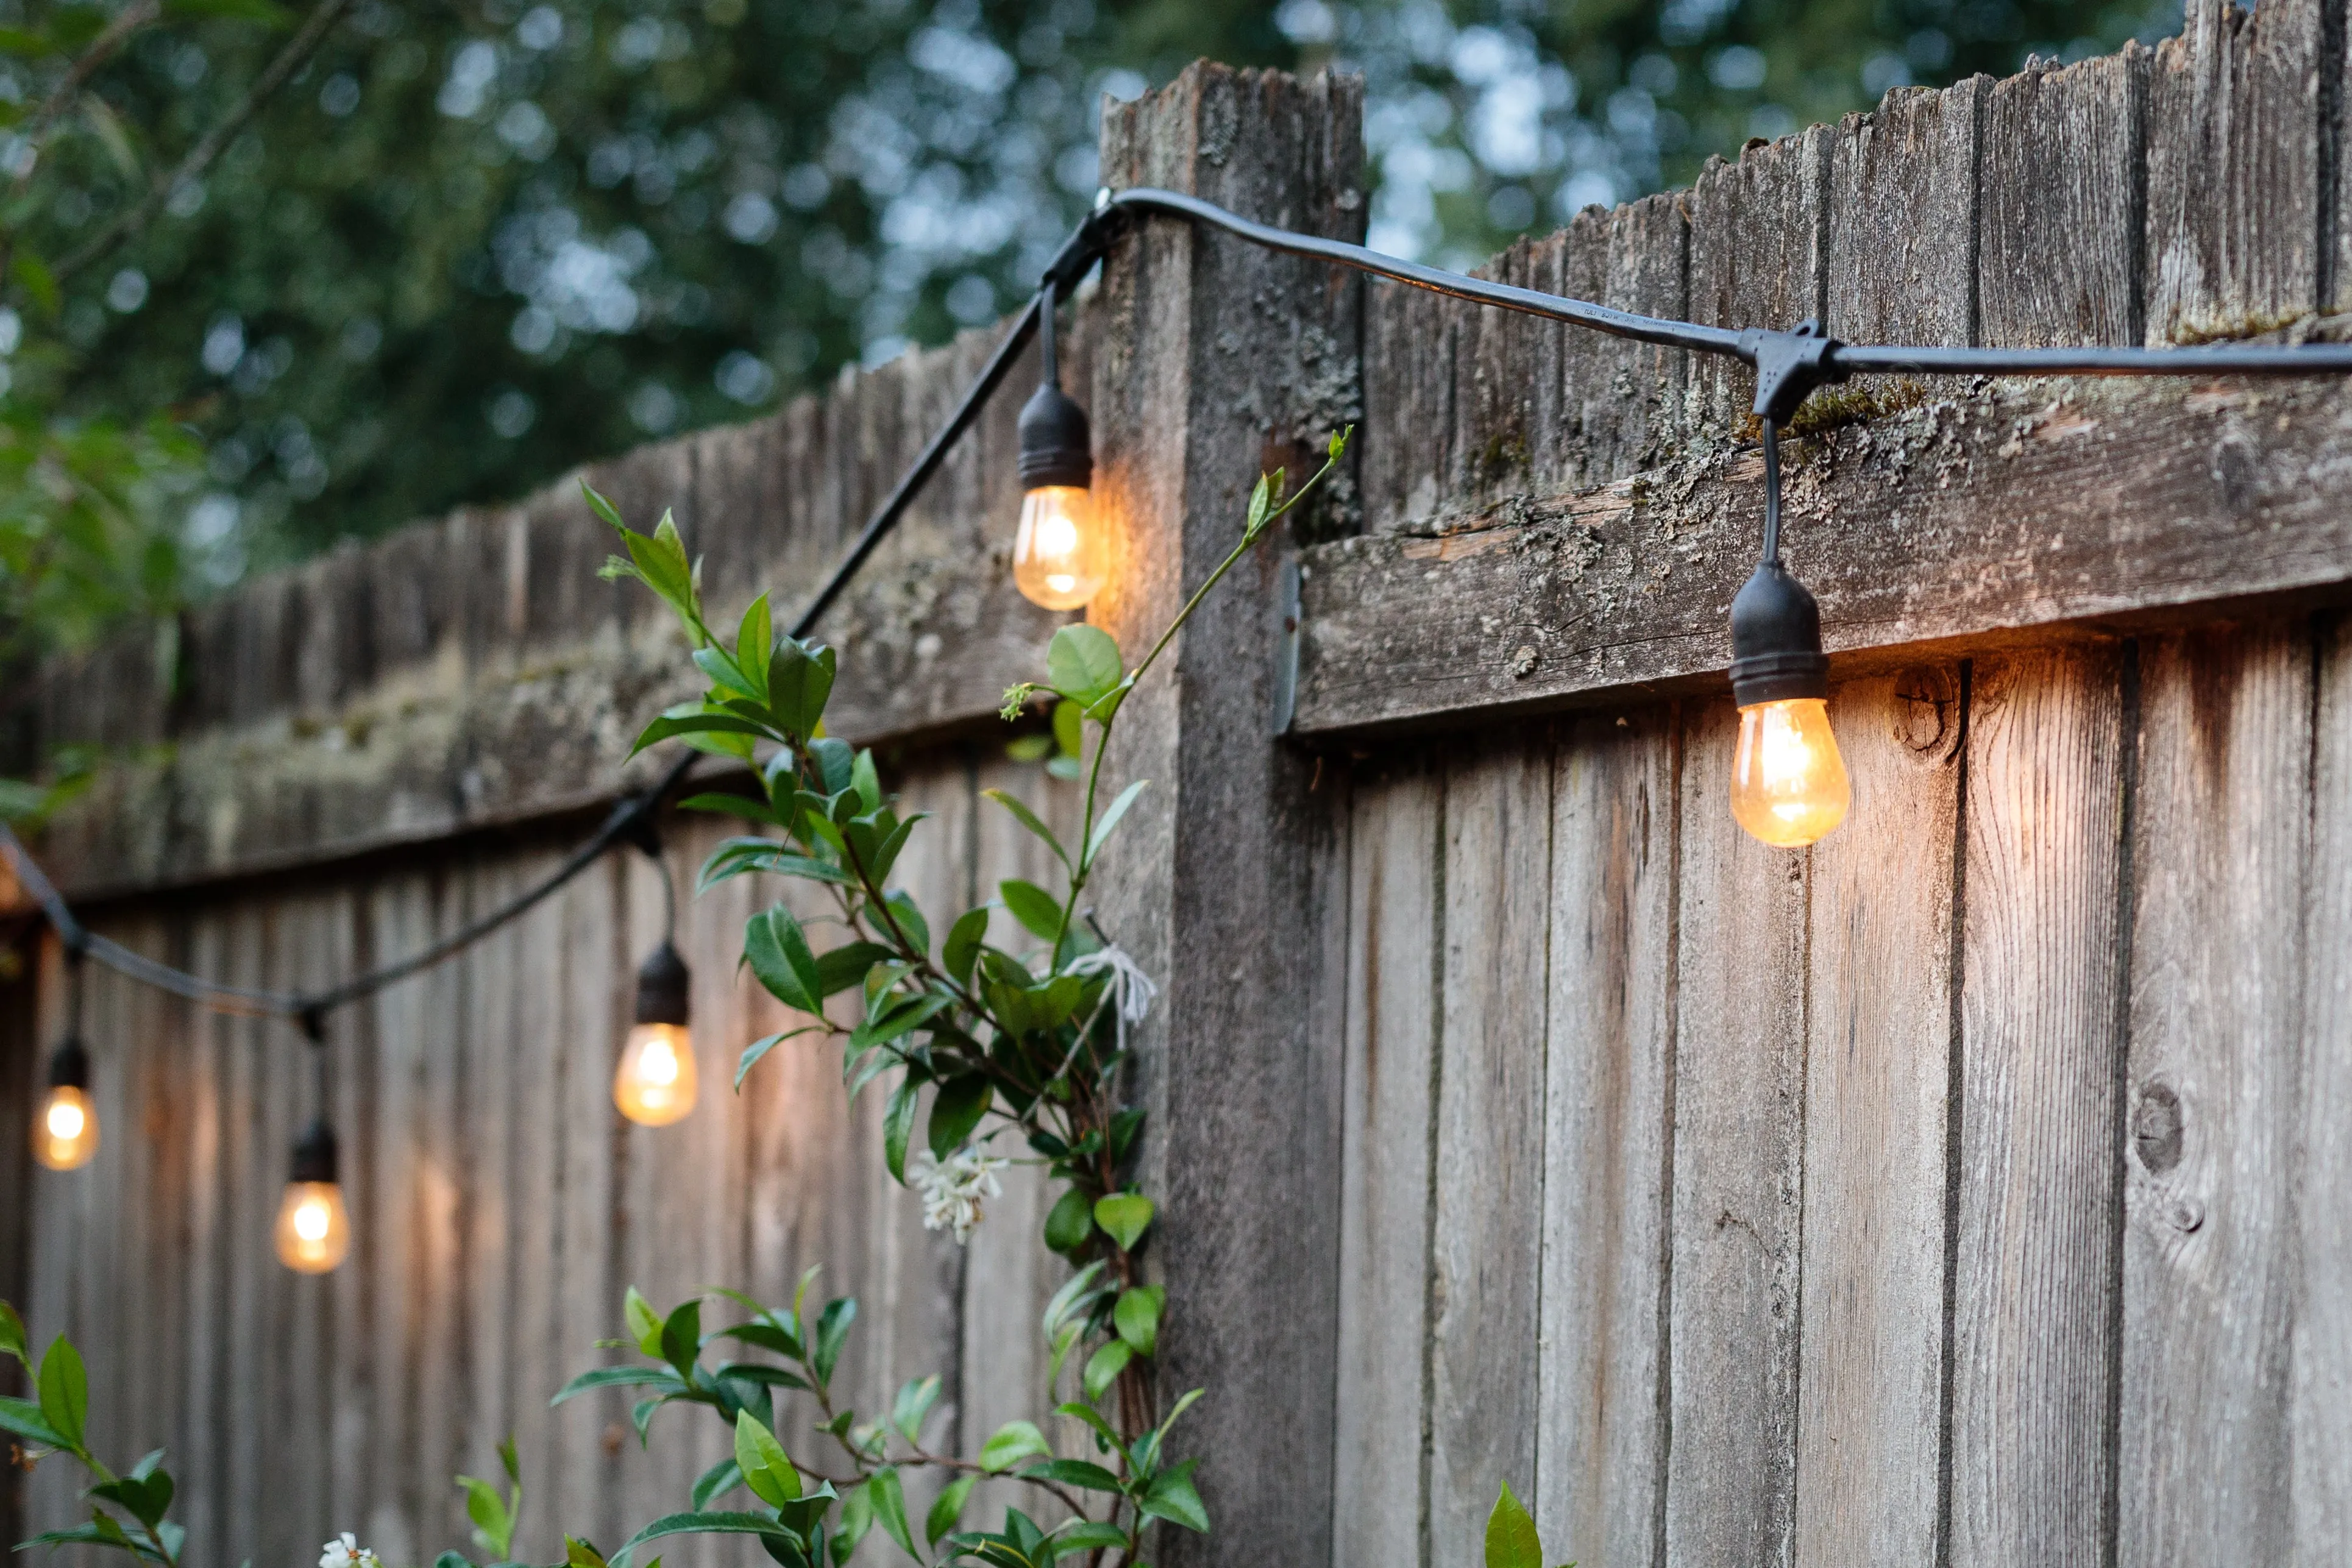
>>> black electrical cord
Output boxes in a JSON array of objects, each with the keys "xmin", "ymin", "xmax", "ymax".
[
  {"xmin": 1, "ymin": 275, "xmax": 1073, "ymax": 1029},
  {"xmin": 13, "ymin": 182, "xmax": 2352, "ymax": 1034}
]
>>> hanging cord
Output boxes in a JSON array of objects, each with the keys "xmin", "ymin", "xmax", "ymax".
[
  {"xmin": 299, "ymin": 1006, "xmax": 329, "ymax": 1121},
  {"xmin": 11, "ymin": 182, "xmax": 2352, "ymax": 1037},
  {"xmin": 63, "ymin": 942, "xmax": 85, "ymax": 1038}
]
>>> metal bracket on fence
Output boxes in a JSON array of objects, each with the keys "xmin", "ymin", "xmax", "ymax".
[{"xmin": 1271, "ymin": 555, "xmax": 1303, "ymax": 737}]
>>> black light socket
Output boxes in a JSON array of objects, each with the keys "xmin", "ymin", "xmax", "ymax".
[
  {"xmin": 289, "ymin": 1117, "xmax": 338, "ymax": 1185},
  {"xmin": 1017, "ymin": 381, "xmax": 1093, "ymax": 491},
  {"xmin": 634, "ymin": 940, "xmax": 691, "ymax": 1027},
  {"xmin": 1728, "ymin": 562, "xmax": 1830, "ymax": 707},
  {"xmin": 46, "ymin": 1034, "xmax": 89, "ymax": 1091}
]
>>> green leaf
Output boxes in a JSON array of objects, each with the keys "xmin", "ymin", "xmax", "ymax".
[
  {"xmin": 1050, "ymin": 1522, "xmax": 1130, "ymax": 1553},
  {"xmin": 0, "ymin": 1394, "xmax": 68, "ymax": 1450},
  {"xmin": 1092, "ymin": 1194, "xmax": 1154, "ymax": 1252},
  {"xmin": 630, "ymin": 711, "xmax": 770, "ymax": 758},
  {"xmin": 1245, "ymin": 470, "xmax": 1274, "ymax": 534},
  {"xmin": 37, "ymin": 1335, "xmax": 85, "ymax": 1452},
  {"xmin": 566, "ymin": 1536, "xmax": 608, "ymax": 1568},
  {"xmin": 890, "ymin": 1374, "xmax": 940, "ymax": 1446},
  {"xmin": 1113, "ymin": 1285, "xmax": 1164, "ymax": 1359},
  {"xmin": 12, "ymin": 250, "xmax": 57, "ymax": 319},
  {"xmin": 812, "ymin": 1297, "xmax": 856, "ymax": 1386},
  {"xmin": 979, "ymin": 789, "xmax": 1070, "ymax": 872},
  {"xmin": 1046, "ymin": 624, "xmax": 1123, "ymax": 708},
  {"xmin": 978, "ymin": 1421, "xmax": 1050, "ymax": 1474},
  {"xmin": 869, "ymin": 1466, "xmax": 916, "ymax": 1559},
  {"xmin": 1041, "ymin": 1188, "xmax": 1093, "ymax": 1254},
  {"xmin": 606, "ymin": 1510, "xmax": 803, "ymax": 1568},
  {"xmin": 0, "ymin": 1302, "xmax": 26, "ymax": 1371},
  {"xmin": 1082, "ymin": 780, "xmax": 1150, "ymax": 868},
  {"xmin": 624, "ymin": 1288, "xmax": 663, "ymax": 1355},
  {"xmin": 691, "ymin": 1458, "xmax": 743, "ymax": 1510},
  {"xmin": 850, "ymin": 749, "xmax": 883, "ymax": 814},
  {"xmin": 1139, "ymin": 1459, "xmax": 1210, "ymax": 1533},
  {"xmin": 500, "ymin": 1434, "xmax": 521, "ymax": 1488},
  {"xmin": 1485, "ymin": 1481, "xmax": 1543, "ymax": 1568},
  {"xmin": 736, "ymin": 1027, "xmax": 822, "ymax": 1091},
  {"xmin": 926, "ymin": 1474, "xmax": 976, "ymax": 1548},
  {"xmin": 1020, "ymin": 1458, "xmax": 1124, "ymax": 1494},
  {"xmin": 460, "ymin": 1474, "xmax": 516, "ymax": 1558},
  {"xmin": 815, "ymin": 942, "xmax": 895, "ymax": 999},
  {"xmin": 736, "ymin": 595, "xmax": 773, "ymax": 700},
  {"xmin": 659, "ymin": 1299, "xmax": 703, "ymax": 1378},
  {"xmin": 733, "ymin": 1411, "xmax": 802, "ymax": 1508},
  {"xmin": 883, "ymin": 890, "xmax": 929, "ymax": 958},
  {"xmin": 767, "ymin": 639, "xmax": 837, "ymax": 737},
  {"xmin": 694, "ymin": 646, "xmax": 758, "ymax": 700},
  {"xmin": 883, "ymin": 1080, "xmax": 920, "ymax": 1184},
  {"xmin": 744, "ymin": 905, "xmax": 825, "ymax": 1016},
  {"xmin": 926, "ymin": 1077, "xmax": 992, "ymax": 1160},
  {"xmin": 998, "ymin": 880, "xmax": 1064, "ymax": 943},
  {"xmin": 1081, "ymin": 1340, "xmax": 1131, "ymax": 1403},
  {"xmin": 943, "ymin": 907, "xmax": 989, "ymax": 986},
  {"xmin": 833, "ymin": 1479, "xmax": 875, "ymax": 1561},
  {"xmin": 1005, "ymin": 733, "xmax": 1053, "ymax": 763},
  {"xmin": 1052, "ymin": 698, "xmax": 1084, "ymax": 757}
]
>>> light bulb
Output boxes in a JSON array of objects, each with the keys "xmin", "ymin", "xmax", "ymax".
[
  {"xmin": 1012, "ymin": 486, "xmax": 1106, "ymax": 610},
  {"xmin": 34, "ymin": 1084, "xmax": 96, "ymax": 1171},
  {"xmin": 274, "ymin": 1180, "xmax": 352, "ymax": 1273},
  {"xmin": 1730, "ymin": 697, "xmax": 1851, "ymax": 848},
  {"xmin": 614, "ymin": 1021, "xmax": 698, "ymax": 1126}
]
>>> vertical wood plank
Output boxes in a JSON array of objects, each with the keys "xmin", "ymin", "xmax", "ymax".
[
  {"xmin": 2119, "ymin": 623, "xmax": 2311, "ymax": 1566},
  {"xmin": 1978, "ymin": 51, "xmax": 2148, "ymax": 347},
  {"xmin": 1533, "ymin": 708, "xmax": 1675, "ymax": 1568},
  {"xmin": 2295, "ymin": 613, "xmax": 2352, "ymax": 1562},
  {"xmin": 1949, "ymin": 649, "xmax": 2127, "ymax": 1568},
  {"xmin": 1429, "ymin": 732, "xmax": 1551, "ymax": 1563},
  {"xmin": 1329, "ymin": 759, "xmax": 1440, "ymax": 1568},
  {"xmin": 1685, "ymin": 127, "xmax": 1832, "ymax": 439},
  {"xmin": 1795, "ymin": 669, "xmax": 1963, "ymax": 1568},
  {"xmin": 1827, "ymin": 82, "xmax": 1983, "ymax": 350},
  {"xmin": 2144, "ymin": 0, "xmax": 2323, "ymax": 342},
  {"xmin": 1666, "ymin": 697, "xmax": 1807, "ymax": 1568}
]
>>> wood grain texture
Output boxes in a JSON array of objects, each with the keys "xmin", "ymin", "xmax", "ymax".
[
  {"xmin": 2294, "ymin": 613, "xmax": 2352, "ymax": 1563},
  {"xmin": 1978, "ymin": 50, "xmax": 2147, "ymax": 348},
  {"xmin": 1686, "ymin": 126, "xmax": 1832, "ymax": 437},
  {"xmin": 1533, "ymin": 708, "xmax": 1675, "ymax": 1568},
  {"xmin": 1666, "ymin": 697, "xmax": 1807, "ymax": 1568},
  {"xmin": 1949, "ymin": 649, "xmax": 2126, "ymax": 1568},
  {"xmin": 2119, "ymin": 623, "xmax": 2311, "ymax": 1567},
  {"xmin": 1794, "ymin": 670, "xmax": 1962, "ymax": 1568},
  {"xmin": 1329, "ymin": 759, "xmax": 1439, "ymax": 1566},
  {"xmin": 1828, "ymin": 82, "xmax": 1984, "ymax": 350},
  {"xmin": 1294, "ymin": 375, "xmax": 2352, "ymax": 738},
  {"xmin": 1089, "ymin": 61, "xmax": 1364, "ymax": 1567},
  {"xmin": 1428, "ymin": 733, "xmax": 1551, "ymax": 1566},
  {"xmin": 2144, "ymin": 0, "xmax": 2323, "ymax": 342}
]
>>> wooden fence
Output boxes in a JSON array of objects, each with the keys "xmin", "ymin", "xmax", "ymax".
[{"xmin": 9, "ymin": 4, "xmax": 2352, "ymax": 1565}]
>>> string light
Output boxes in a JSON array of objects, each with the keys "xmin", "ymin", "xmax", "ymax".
[
  {"xmin": 614, "ymin": 941, "xmax": 696, "ymax": 1126},
  {"xmin": 1012, "ymin": 278, "xmax": 1105, "ymax": 610},
  {"xmin": 1727, "ymin": 416, "xmax": 1849, "ymax": 848},
  {"xmin": 613, "ymin": 832, "xmax": 695, "ymax": 1127},
  {"xmin": 274, "ymin": 1119, "xmax": 351, "ymax": 1274},
  {"xmin": 33, "ymin": 951, "xmax": 96, "ymax": 1171},
  {"xmin": 277, "ymin": 1014, "xmax": 351, "ymax": 1274}
]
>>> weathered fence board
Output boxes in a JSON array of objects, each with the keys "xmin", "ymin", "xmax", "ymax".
[
  {"xmin": 15, "ymin": 18, "xmax": 2352, "ymax": 1568},
  {"xmin": 1532, "ymin": 708, "xmax": 1674, "ymax": 1568},
  {"xmin": 1949, "ymin": 647, "xmax": 2126, "ymax": 1568},
  {"xmin": 1329, "ymin": 761, "xmax": 1440, "ymax": 1567},
  {"xmin": 2119, "ymin": 625, "xmax": 2311, "ymax": 1566}
]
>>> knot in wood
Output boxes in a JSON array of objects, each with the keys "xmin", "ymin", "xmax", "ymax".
[
  {"xmin": 1510, "ymin": 644, "xmax": 1540, "ymax": 679},
  {"xmin": 2133, "ymin": 1080, "xmax": 2185, "ymax": 1174}
]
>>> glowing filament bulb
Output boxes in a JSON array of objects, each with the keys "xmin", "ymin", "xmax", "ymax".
[
  {"xmin": 1012, "ymin": 486, "xmax": 1107, "ymax": 610},
  {"xmin": 614, "ymin": 1021, "xmax": 698, "ymax": 1126},
  {"xmin": 274, "ymin": 1180, "xmax": 352, "ymax": 1273},
  {"xmin": 1730, "ymin": 697, "xmax": 1850, "ymax": 848},
  {"xmin": 35, "ymin": 1084, "xmax": 96, "ymax": 1171}
]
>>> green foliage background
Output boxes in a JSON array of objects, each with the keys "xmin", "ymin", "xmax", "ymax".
[{"xmin": 7, "ymin": 0, "xmax": 2184, "ymax": 657}]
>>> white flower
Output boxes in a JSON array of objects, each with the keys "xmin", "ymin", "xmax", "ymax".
[
  {"xmin": 1063, "ymin": 943, "xmax": 1158, "ymax": 1054},
  {"xmin": 910, "ymin": 1144, "xmax": 1008, "ymax": 1244},
  {"xmin": 320, "ymin": 1536, "xmax": 380, "ymax": 1568}
]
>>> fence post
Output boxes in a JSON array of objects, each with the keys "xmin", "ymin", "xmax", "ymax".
[{"xmin": 1085, "ymin": 63, "xmax": 1364, "ymax": 1566}]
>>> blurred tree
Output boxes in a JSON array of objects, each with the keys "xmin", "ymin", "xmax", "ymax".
[{"xmin": 6, "ymin": 0, "xmax": 2187, "ymax": 655}]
